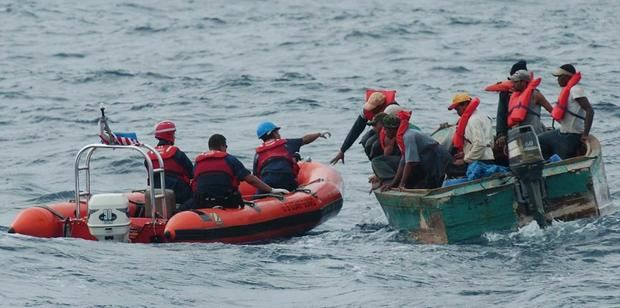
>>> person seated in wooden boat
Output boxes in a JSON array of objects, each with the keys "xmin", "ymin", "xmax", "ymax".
[
  {"xmin": 444, "ymin": 92, "xmax": 495, "ymax": 178},
  {"xmin": 330, "ymin": 90, "xmax": 398, "ymax": 164},
  {"xmin": 538, "ymin": 64, "xmax": 594, "ymax": 160},
  {"xmin": 490, "ymin": 60, "xmax": 528, "ymax": 166},
  {"xmin": 189, "ymin": 134, "xmax": 288, "ymax": 209},
  {"xmin": 369, "ymin": 112, "xmax": 402, "ymax": 186},
  {"xmin": 506, "ymin": 70, "xmax": 554, "ymax": 135},
  {"xmin": 380, "ymin": 114, "xmax": 451, "ymax": 190},
  {"xmin": 253, "ymin": 121, "xmax": 330, "ymax": 193},
  {"xmin": 146, "ymin": 120, "xmax": 194, "ymax": 204}
]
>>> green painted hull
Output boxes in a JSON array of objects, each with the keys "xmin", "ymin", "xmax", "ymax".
[{"xmin": 373, "ymin": 132, "xmax": 611, "ymax": 244}]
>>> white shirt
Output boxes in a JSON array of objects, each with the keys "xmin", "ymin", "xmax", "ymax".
[
  {"xmin": 559, "ymin": 85, "xmax": 586, "ymax": 134},
  {"xmin": 463, "ymin": 110, "xmax": 495, "ymax": 163}
]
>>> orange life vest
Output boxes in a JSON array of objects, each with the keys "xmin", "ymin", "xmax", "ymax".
[
  {"xmin": 507, "ymin": 73, "xmax": 542, "ymax": 128},
  {"xmin": 362, "ymin": 89, "xmax": 397, "ymax": 121},
  {"xmin": 255, "ymin": 139, "xmax": 299, "ymax": 177},
  {"xmin": 147, "ymin": 145, "xmax": 191, "ymax": 186},
  {"xmin": 452, "ymin": 97, "xmax": 480, "ymax": 151},
  {"xmin": 485, "ymin": 80, "xmax": 513, "ymax": 92},
  {"xmin": 551, "ymin": 72, "xmax": 582, "ymax": 121},
  {"xmin": 395, "ymin": 110, "xmax": 412, "ymax": 155},
  {"xmin": 193, "ymin": 151, "xmax": 239, "ymax": 191}
]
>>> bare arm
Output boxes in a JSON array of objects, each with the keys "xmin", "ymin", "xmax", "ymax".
[
  {"xmin": 535, "ymin": 91, "xmax": 553, "ymax": 113},
  {"xmin": 381, "ymin": 158, "xmax": 404, "ymax": 191},
  {"xmin": 399, "ymin": 162, "xmax": 417, "ymax": 188},
  {"xmin": 244, "ymin": 174, "xmax": 272, "ymax": 192},
  {"xmin": 302, "ymin": 132, "xmax": 321, "ymax": 145},
  {"xmin": 576, "ymin": 97, "xmax": 595, "ymax": 137}
]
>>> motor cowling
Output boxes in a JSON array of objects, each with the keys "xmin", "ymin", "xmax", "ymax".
[{"xmin": 87, "ymin": 193, "xmax": 131, "ymax": 242}]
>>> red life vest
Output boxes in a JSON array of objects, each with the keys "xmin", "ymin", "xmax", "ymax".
[
  {"xmin": 362, "ymin": 89, "xmax": 397, "ymax": 121},
  {"xmin": 507, "ymin": 73, "xmax": 542, "ymax": 128},
  {"xmin": 395, "ymin": 110, "xmax": 412, "ymax": 155},
  {"xmin": 193, "ymin": 151, "xmax": 239, "ymax": 191},
  {"xmin": 485, "ymin": 80, "xmax": 513, "ymax": 92},
  {"xmin": 255, "ymin": 139, "xmax": 299, "ymax": 177},
  {"xmin": 147, "ymin": 145, "xmax": 191, "ymax": 186},
  {"xmin": 551, "ymin": 72, "xmax": 582, "ymax": 121},
  {"xmin": 452, "ymin": 97, "xmax": 481, "ymax": 151}
]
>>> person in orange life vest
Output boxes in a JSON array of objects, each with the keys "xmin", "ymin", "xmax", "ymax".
[
  {"xmin": 191, "ymin": 134, "xmax": 288, "ymax": 209},
  {"xmin": 330, "ymin": 90, "xmax": 397, "ymax": 164},
  {"xmin": 368, "ymin": 112, "xmax": 402, "ymax": 184},
  {"xmin": 494, "ymin": 60, "xmax": 528, "ymax": 155},
  {"xmin": 253, "ymin": 121, "xmax": 330, "ymax": 193},
  {"xmin": 507, "ymin": 70, "xmax": 554, "ymax": 135},
  {"xmin": 538, "ymin": 64, "xmax": 594, "ymax": 159},
  {"xmin": 146, "ymin": 121, "xmax": 193, "ymax": 204},
  {"xmin": 445, "ymin": 93, "xmax": 495, "ymax": 178},
  {"xmin": 379, "ymin": 114, "xmax": 450, "ymax": 190}
]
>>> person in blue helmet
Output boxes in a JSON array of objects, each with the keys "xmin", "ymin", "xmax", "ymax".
[{"xmin": 253, "ymin": 121, "xmax": 330, "ymax": 193}]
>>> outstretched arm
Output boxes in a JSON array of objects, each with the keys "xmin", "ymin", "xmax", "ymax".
[
  {"xmin": 244, "ymin": 174, "xmax": 273, "ymax": 193},
  {"xmin": 302, "ymin": 131, "xmax": 330, "ymax": 145}
]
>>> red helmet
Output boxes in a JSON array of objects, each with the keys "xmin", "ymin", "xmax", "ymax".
[{"xmin": 154, "ymin": 120, "xmax": 176, "ymax": 142}]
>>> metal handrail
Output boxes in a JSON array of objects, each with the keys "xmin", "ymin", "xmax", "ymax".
[{"xmin": 73, "ymin": 143, "xmax": 167, "ymax": 223}]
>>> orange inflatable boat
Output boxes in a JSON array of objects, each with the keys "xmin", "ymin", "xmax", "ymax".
[{"xmin": 8, "ymin": 143, "xmax": 343, "ymax": 244}]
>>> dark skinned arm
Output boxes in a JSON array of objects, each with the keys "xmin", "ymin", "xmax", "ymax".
[
  {"xmin": 399, "ymin": 162, "xmax": 418, "ymax": 188},
  {"xmin": 244, "ymin": 174, "xmax": 272, "ymax": 193},
  {"xmin": 535, "ymin": 91, "xmax": 554, "ymax": 113},
  {"xmin": 302, "ymin": 132, "xmax": 321, "ymax": 145},
  {"xmin": 381, "ymin": 158, "xmax": 404, "ymax": 191},
  {"xmin": 576, "ymin": 97, "xmax": 595, "ymax": 139}
]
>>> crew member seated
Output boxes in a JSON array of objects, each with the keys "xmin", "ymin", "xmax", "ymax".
[
  {"xmin": 538, "ymin": 64, "xmax": 594, "ymax": 159},
  {"xmin": 254, "ymin": 121, "xmax": 329, "ymax": 193},
  {"xmin": 191, "ymin": 134, "xmax": 288, "ymax": 209},
  {"xmin": 146, "ymin": 120, "xmax": 193, "ymax": 204},
  {"xmin": 380, "ymin": 114, "xmax": 451, "ymax": 190},
  {"xmin": 445, "ymin": 92, "xmax": 495, "ymax": 178}
]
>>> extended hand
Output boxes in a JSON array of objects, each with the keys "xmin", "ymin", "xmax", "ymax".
[
  {"xmin": 330, "ymin": 151, "xmax": 344, "ymax": 165},
  {"xmin": 380, "ymin": 183, "xmax": 395, "ymax": 192},
  {"xmin": 319, "ymin": 130, "xmax": 331, "ymax": 139}
]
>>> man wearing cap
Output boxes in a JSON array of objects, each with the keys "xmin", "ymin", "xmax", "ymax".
[
  {"xmin": 330, "ymin": 91, "xmax": 397, "ymax": 164},
  {"xmin": 380, "ymin": 114, "xmax": 451, "ymax": 190},
  {"xmin": 538, "ymin": 64, "xmax": 594, "ymax": 159},
  {"xmin": 368, "ymin": 112, "xmax": 402, "ymax": 185},
  {"xmin": 508, "ymin": 69, "xmax": 554, "ymax": 134},
  {"xmin": 446, "ymin": 92, "xmax": 495, "ymax": 177},
  {"xmin": 253, "ymin": 121, "xmax": 330, "ymax": 193}
]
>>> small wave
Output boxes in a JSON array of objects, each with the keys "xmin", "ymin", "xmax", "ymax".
[
  {"xmin": 219, "ymin": 75, "xmax": 258, "ymax": 88},
  {"xmin": 431, "ymin": 65, "xmax": 471, "ymax": 73},
  {"xmin": 130, "ymin": 102, "xmax": 155, "ymax": 111},
  {"xmin": 76, "ymin": 70, "xmax": 136, "ymax": 83},
  {"xmin": 273, "ymin": 72, "xmax": 316, "ymax": 82},
  {"xmin": 201, "ymin": 17, "xmax": 226, "ymax": 25},
  {"xmin": 282, "ymin": 98, "xmax": 322, "ymax": 108},
  {"xmin": 25, "ymin": 190, "xmax": 75, "ymax": 203},
  {"xmin": 117, "ymin": 2, "xmax": 158, "ymax": 11},
  {"xmin": 0, "ymin": 91, "xmax": 32, "ymax": 99},
  {"xmin": 131, "ymin": 26, "xmax": 168, "ymax": 33},
  {"xmin": 344, "ymin": 30, "xmax": 381, "ymax": 40},
  {"xmin": 52, "ymin": 52, "xmax": 85, "ymax": 59}
]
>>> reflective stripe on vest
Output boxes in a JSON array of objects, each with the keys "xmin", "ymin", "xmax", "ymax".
[
  {"xmin": 452, "ymin": 97, "xmax": 480, "ymax": 151},
  {"xmin": 193, "ymin": 151, "xmax": 239, "ymax": 191},
  {"xmin": 147, "ymin": 145, "xmax": 191, "ymax": 186},
  {"xmin": 255, "ymin": 139, "xmax": 299, "ymax": 177},
  {"xmin": 552, "ymin": 72, "xmax": 583, "ymax": 121},
  {"xmin": 507, "ymin": 74, "xmax": 542, "ymax": 128}
]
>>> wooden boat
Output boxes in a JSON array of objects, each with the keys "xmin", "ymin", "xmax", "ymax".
[
  {"xmin": 373, "ymin": 126, "xmax": 611, "ymax": 244},
  {"xmin": 8, "ymin": 143, "xmax": 343, "ymax": 244}
]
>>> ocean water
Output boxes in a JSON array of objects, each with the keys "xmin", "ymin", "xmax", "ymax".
[{"xmin": 1, "ymin": 0, "xmax": 619, "ymax": 306}]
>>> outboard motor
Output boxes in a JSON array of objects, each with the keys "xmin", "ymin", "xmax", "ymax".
[
  {"xmin": 508, "ymin": 125, "xmax": 548, "ymax": 227},
  {"xmin": 87, "ymin": 193, "xmax": 131, "ymax": 242}
]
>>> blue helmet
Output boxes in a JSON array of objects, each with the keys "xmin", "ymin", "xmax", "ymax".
[{"xmin": 256, "ymin": 121, "xmax": 280, "ymax": 139}]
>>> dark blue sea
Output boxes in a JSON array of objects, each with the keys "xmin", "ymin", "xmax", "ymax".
[{"xmin": 1, "ymin": 0, "xmax": 619, "ymax": 306}]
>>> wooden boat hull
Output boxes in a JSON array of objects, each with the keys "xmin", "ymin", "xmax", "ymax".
[{"xmin": 373, "ymin": 134, "xmax": 610, "ymax": 244}]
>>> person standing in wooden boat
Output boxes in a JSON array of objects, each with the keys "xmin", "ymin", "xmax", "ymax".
[
  {"xmin": 146, "ymin": 120, "xmax": 194, "ymax": 204},
  {"xmin": 488, "ymin": 60, "xmax": 527, "ymax": 166},
  {"xmin": 330, "ymin": 90, "xmax": 398, "ymax": 164},
  {"xmin": 253, "ymin": 121, "xmax": 330, "ymax": 193},
  {"xmin": 506, "ymin": 70, "xmax": 554, "ymax": 134},
  {"xmin": 444, "ymin": 92, "xmax": 495, "ymax": 178},
  {"xmin": 190, "ymin": 134, "xmax": 288, "ymax": 209},
  {"xmin": 379, "ymin": 113, "xmax": 451, "ymax": 190},
  {"xmin": 538, "ymin": 64, "xmax": 595, "ymax": 159}
]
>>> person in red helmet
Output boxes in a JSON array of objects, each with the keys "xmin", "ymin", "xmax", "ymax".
[{"xmin": 146, "ymin": 120, "xmax": 194, "ymax": 205}]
